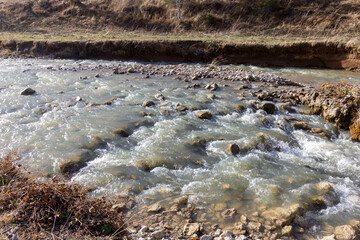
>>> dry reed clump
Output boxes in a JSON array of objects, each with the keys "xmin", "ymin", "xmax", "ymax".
[{"xmin": 0, "ymin": 152, "xmax": 125, "ymax": 239}]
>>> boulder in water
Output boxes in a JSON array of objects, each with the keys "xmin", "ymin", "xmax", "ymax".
[
  {"xmin": 260, "ymin": 102, "xmax": 276, "ymax": 114},
  {"xmin": 143, "ymin": 100, "xmax": 155, "ymax": 107},
  {"xmin": 197, "ymin": 111, "xmax": 212, "ymax": 119},
  {"xmin": 20, "ymin": 87, "xmax": 36, "ymax": 95},
  {"xmin": 225, "ymin": 143, "xmax": 240, "ymax": 155}
]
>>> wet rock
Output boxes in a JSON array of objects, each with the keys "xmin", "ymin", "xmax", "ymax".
[
  {"xmin": 200, "ymin": 235, "xmax": 213, "ymax": 240},
  {"xmin": 261, "ymin": 204, "xmax": 304, "ymax": 226},
  {"xmin": 233, "ymin": 222, "xmax": 246, "ymax": 235},
  {"xmin": 72, "ymin": 96, "xmax": 83, "ymax": 102},
  {"xmin": 323, "ymin": 107, "xmax": 341, "ymax": 122},
  {"xmin": 113, "ymin": 128, "xmax": 131, "ymax": 137},
  {"xmin": 147, "ymin": 203, "xmax": 162, "ymax": 213},
  {"xmin": 183, "ymin": 223, "xmax": 202, "ymax": 236},
  {"xmin": 111, "ymin": 202, "xmax": 127, "ymax": 213},
  {"xmin": 221, "ymin": 208, "xmax": 237, "ymax": 219},
  {"xmin": 322, "ymin": 235, "xmax": 336, "ymax": 240},
  {"xmin": 281, "ymin": 225, "xmax": 292, "ymax": 236},
  {"xmin": 174, "ymin": 195, "xmax": 188, "ymax": 206},
  {"xmin": 151, "ymin": 230, "xmax": 165, "ymax": 239},
  {"xmin": 214, "ymin": 202, "xmax": 227, "ymax": 211},
  {"xmin": 309, "ymin": 196, "xmax": 327, "ymax": 210},
  {"xmin": 59, "ymin": 149, "xmax": 95, "ymax": 175},
  {"xmin": 350, "ymin": 117, "xmax": 360, "ymax": 141},
  {"xmin": 159, "ymin": 102, "xmax": 170, "ymax": 107},
  {"xmin": 127, "ymin": 68, "xmax": 136, "ymax": 73},
  {"xmin": 143, "ymin": 100, "xmax": 155, "ymax": 107},
  {"xmin": 260, "ymin": 102, "xmax": 276, "ymax": 114},
  {"xmin": 176, "ymin": 105, "xmax": 188, "ymax": 112},
  {"xmin": 207, "ymin": 94, "xmax": 216, "ymax": 100},
  {"xmin": 197, "ymin": 111, "xmax": 212, "ymax": 119},
  {"xmin": 233, "ymin": 104, "xmax": 246, "ymax": 112},
  {"xmin": 247, "ymin": 221, "xmax": 262, "ymax": 233},
  {"xmin": 225, "ymin": 143, "xmax": 240, "ymax": 155},
  {"xmin": 291, "ymin": 121, "xmax": 310, "ymax": 130},
  {"xmin": 205, "ymin": 82, "xmax": 219, "ymax": 91},
  {"xmin": 349, "ymin": 219, "xmax": 360, "ymax": 231},
  {"xmin": 20, "ymin": 87, "xmax": 36, "ymax": 95},
  {"xmin": 85, "ymin": 135, "xmax": 106, "ymax": 150},
  {"xmin": 155, "ymin": 94, "xmax": 165, "ymax": 100},
  {"xmin": 136, "ymin": 159, "xmax": 152, "ymax": 172},
  {"xmin": 334, "ymin": 225, "xmax": 356, "ymax": 240},
  {"xmin": 219, "ymin": 230, "xmax": 233, "ymax": 238},
  {"xmin": 161, "ymin": 109, "xmax": 170, "ymax": 115},
  {"xmin": 316, "ymin": 182, "xmax": 334, "ymax": 195}
]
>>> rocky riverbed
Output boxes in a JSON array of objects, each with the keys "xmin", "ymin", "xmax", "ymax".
[{"xmin": 1, "ymin": 59, "xmax": 360, "ymax": 239}]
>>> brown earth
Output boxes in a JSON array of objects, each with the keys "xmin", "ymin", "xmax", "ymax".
[
  {"xmin": 1, "ymin": 39, "xmax": 360, "ymax": 70},
  {"xmin": 0, "ymin": 0, "xmax": 360, "ymax": 36}
]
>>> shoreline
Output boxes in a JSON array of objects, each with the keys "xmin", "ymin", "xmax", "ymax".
[{"xmin": 1, "ymin": 38, "xmax": 360, "ymax": 71}]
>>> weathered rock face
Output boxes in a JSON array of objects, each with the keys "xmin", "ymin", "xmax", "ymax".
[
  {"xmin": 350, "ymin": 115, "xmax": 360, "ymax": 141},
  {"xmin": 261, "ymin": 204, "xmax": 304, "ymax": 226},
  {"xmin": 334, "ymin": 225, "xmax": 356, "ymax": 240}
]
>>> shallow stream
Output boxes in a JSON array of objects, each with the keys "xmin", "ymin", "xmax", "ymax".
[{"xmin": 1, "ymin": 58, "xmax": 360, "ymax": 236}]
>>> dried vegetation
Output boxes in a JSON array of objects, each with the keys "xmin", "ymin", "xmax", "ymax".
[
  {"xmin": 0, "ymin": 152, "xmax": 126, "ymax": 239},
  {"xmin": 0, "ymin": 0, "xmax": 359, "ymax": 36}
]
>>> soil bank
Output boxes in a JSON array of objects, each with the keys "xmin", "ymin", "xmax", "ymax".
[{"xmin": 1, "ymin": 39, "xmax": 360, "ymax": 71}]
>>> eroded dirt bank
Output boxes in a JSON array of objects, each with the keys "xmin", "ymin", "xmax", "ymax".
[{"xmin": 1, "ymin": 39, "xmax": 360, "ymax": 70}]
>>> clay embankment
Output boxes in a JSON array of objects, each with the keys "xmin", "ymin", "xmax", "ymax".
[{"xmin": 1, "ymin": 39, "xmax": 360, "ymax": 70}]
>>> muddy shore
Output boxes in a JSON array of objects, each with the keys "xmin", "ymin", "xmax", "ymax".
[{"xmin": 1, "ymin": 39, "xmax": 360, "ymax": 71}]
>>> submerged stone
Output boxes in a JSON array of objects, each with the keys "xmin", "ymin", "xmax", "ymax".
[
  {"xmin": 113, "ymin": 128, "xmax": 131, "ymax": 137},
  {"xmin": 261, "ymin": 204, "xmax": 304, "ymax": 226},
  {"xmin": 59, "ymin": 149, "xmax": 95, "ymax": 175},
  {"xmin": 147, "ymin": 203, "xmax": 162, "ymax": 213}
]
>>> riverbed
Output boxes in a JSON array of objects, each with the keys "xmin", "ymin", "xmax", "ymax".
[{"xmin": 1, "ymin": 58, "xmax": 360, "ymax": 238}]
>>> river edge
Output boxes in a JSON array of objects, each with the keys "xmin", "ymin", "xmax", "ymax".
[
  {"xmin": 2, "ymin": 58, "xmax": 360, "ymax": 239},
  {"xmin": 1, "ymin": 39, "xmax": 360, "ymax": 71}
]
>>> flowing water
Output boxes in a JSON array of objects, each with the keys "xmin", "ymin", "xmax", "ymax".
[{"xmin": 1, "ymin": 58, "xmax": 360, "ymax": 236}]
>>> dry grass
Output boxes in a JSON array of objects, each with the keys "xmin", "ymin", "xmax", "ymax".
[
  {"xmin": 0, "ymin": 0, "xmax": 359, "ymax": 36},
  {"xmin": 0, "ymin": 152, "xmax": 126, "ymax": 239}
]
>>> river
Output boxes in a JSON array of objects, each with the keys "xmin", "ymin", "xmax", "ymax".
[{"xmin": 1, "ymin": 58, "xmax": 360, "ymax": 237}]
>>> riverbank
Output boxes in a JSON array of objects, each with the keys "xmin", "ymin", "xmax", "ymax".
[{"xmin": 1, "ymin": 36, "xmax": 360, "ymax": 71}]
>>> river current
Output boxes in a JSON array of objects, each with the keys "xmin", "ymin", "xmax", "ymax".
[{"xmin": 1, "ymin": 58, "xmax": 360, "ymax": 236}]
